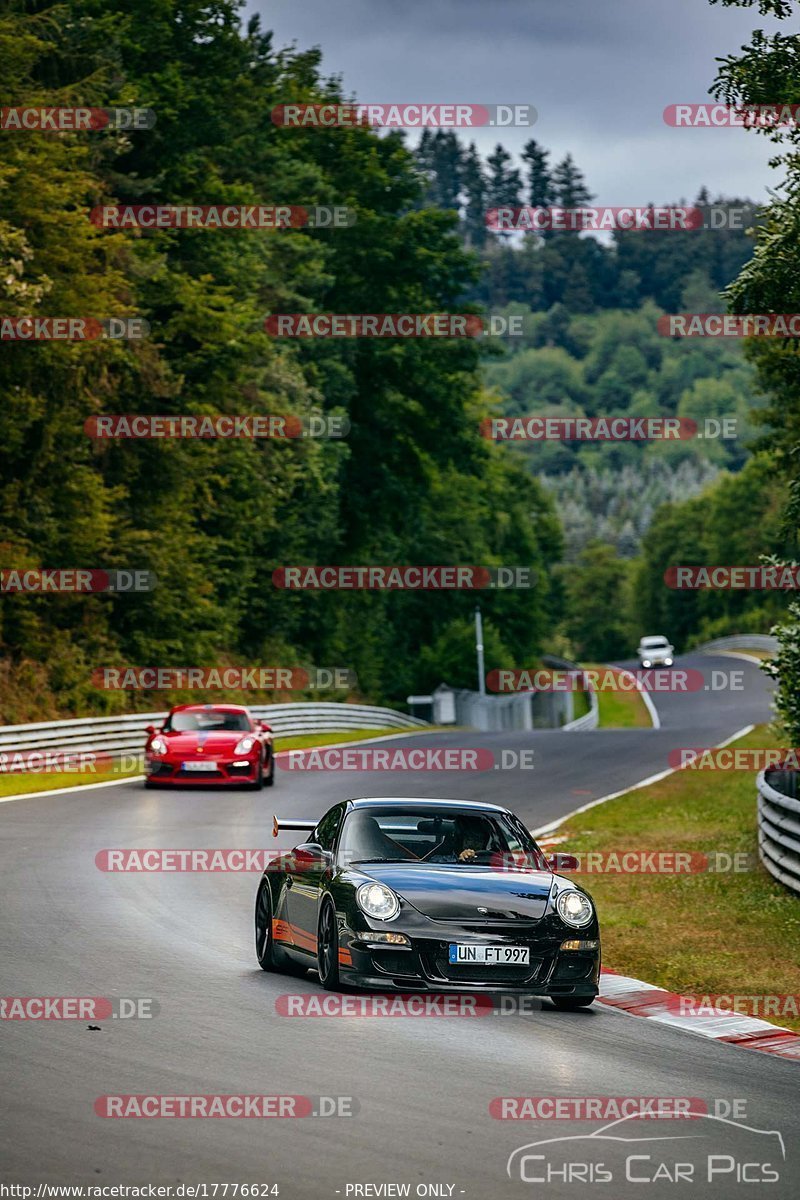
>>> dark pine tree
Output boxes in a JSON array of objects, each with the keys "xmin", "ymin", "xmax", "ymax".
[
  {"xmin": 551, "ymin": 153, "xmax": 594, "ymax": 208},
  {"xmin": 521, "ymin": 138, "xmax": 554, "ymax": 206},
  {"xmin": 486, "ymin": 143, "xmax": 523, "ymax": 238},
  {"xmin": 461, "ymin": 141, "xmax": 488, "ymax": 247},
  {"xmin": 428, "ymin": 130, "xmax": 463, "ymax": 211}
]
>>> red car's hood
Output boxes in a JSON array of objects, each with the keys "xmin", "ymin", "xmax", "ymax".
[{"xmin": 160, "ymin": 730, "xmax": 250, "ymax": 753}]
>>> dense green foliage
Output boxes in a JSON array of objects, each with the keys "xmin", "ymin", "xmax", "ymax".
[
  {"xmin": 413, "ymin": 135, "xmax": 762, "ymax": 567},
  {"xmin": 481, "ymin": 303, "xmax": 758, "ymax": 558},
  {"xmin": 0, "ymin": 1, "xmax": 561, "ymax": 720},
  {"xmin": 709, "ymin": 0, "xmax": 800, "ymax": 736},
  {"xmin": 414, "ymin": 132, "xmax": 755, "ymax": 313}
]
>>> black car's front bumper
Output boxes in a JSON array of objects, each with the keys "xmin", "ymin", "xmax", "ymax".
[{"xmin": 339, "ymin": 923, "xmax": 599, "ymax": 997}]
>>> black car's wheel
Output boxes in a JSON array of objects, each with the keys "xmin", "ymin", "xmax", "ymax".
[
  {"xmin": 552, "ymin": 995, "xmax": 594, "ymax": 1010},
  {"xmin": 317, "ymin": 897, "xmax": 340, "ymax": 991},
  {"xmin": 255, "ymin": 882, "xmax": 278, "ymax": 970},
  {"xmin": 264, "ymin": 752, "xmax": 275, "ymax": 788}
]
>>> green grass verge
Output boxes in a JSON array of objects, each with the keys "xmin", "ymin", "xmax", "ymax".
[
  {"xmin": 555, "ymin": 724, "xmax": 800, "ymax": 1031},
  {"xmin": 582, "ymin": 664, "xmax": 651, "ymax": 729},
  {"xmin": 0, "ymin": 726, "xmax": 442, "ymax": 798}
]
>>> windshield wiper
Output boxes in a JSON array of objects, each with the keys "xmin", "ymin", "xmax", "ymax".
[{"xmin": 349, "ymin": 857, "xmax": 416, "ymax": 865}]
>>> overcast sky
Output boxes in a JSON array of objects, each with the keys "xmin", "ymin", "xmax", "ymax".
[{"xmin": 250, "ymin": 0, "xmax": 793, "ymax": 205}]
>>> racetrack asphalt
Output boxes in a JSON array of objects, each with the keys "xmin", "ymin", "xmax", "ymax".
[{"xmin": 2, "ymin": 652, "xmax": 797, "ymax": 1198}]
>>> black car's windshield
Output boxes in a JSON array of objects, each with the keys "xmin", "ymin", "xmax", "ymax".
[
  {"xmin": 165, "ymin": 710, "xmax": 252, "ymax": 732},
  {"xmin": 339, "ymin": 808, "xmax": 548, "ymax": 869}
]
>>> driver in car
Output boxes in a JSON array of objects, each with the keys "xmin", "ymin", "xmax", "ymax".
[{"xmin": 426, "ymin": 816, "xmax": 491, "ymax": 863}]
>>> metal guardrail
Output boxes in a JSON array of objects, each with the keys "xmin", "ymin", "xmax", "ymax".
[
  {"xmin": 757, "ymin": 768, "xmax": 800, "ymax": 896},
  {"xmin": 562, "ymin": 693, "xmax": 599, "ymax": 732},
  {"xmin": 542, "ymin": 656, "xmax": 599, "ymax": 732},
  {"xmin": 698, "ymin": 635, "xmax": 777, "ymax": 654},
  {"xmin": 0, "ymin": 703, "xmax": 428, "ymax": 764},
  {"xmin": 430, "ymin": 656, "xmax": 600, "ymax": 733}
]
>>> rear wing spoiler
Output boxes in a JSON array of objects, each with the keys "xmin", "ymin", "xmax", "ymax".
[{"xmin": 272, "ymin": 815, "xmax": 317, "ymax": 838}]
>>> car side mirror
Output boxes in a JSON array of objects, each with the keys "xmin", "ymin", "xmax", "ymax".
[
  {"xmin": 145, "ymin": 725, "xmax": 156, "ymax": 736},
  {"xmin": 547, "ymin": 851, "xmax": 579, "ymax": 873},
  {"xmin": 260, "ymin": 722, "xmax": 273, "ymax": 734},
  {"xmin": 292, "ymin": 843, "xmax": 332, "ymax": 871}
]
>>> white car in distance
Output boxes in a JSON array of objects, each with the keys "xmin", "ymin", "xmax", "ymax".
[{"xmin": 637, "ymin": 635, "xmax": 674, "ymax": 668}]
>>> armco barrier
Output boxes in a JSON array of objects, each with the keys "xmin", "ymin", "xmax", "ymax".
[
  {"xmin": 429, "ymin": 656, "xmax": 599, "ymax": 732},
  {"xmin": 542, "ymin": 655, "xmax": 599, "ymax": 732},
  {"xmin": 757, "ymin": 768, "xmax": 800, "ymax": 896},
  {"xmin": 697, "ymin": 634, "xmax": 777, "ymax": 654},
  {"xmin": 0, "ymin": 703, "xmax": 428, "ymax": 766}
]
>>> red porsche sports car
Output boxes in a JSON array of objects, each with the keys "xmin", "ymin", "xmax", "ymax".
[{"xmin": 144, "ymin": 703, "xmax": 275, "ymax": 789}]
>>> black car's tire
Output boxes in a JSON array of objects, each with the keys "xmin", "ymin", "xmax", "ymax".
[
  {"xmin": 255, "ymin": 882, "xmax": 278, "ymax": 971},
  {"xmin": 552, "ymin": 995, "xmax": 594, "ymax": 1010},
  {"xmin": 264, "ymin": 753, "xmax": 275, "ymax": 788},
  {"xmin": 317, "ymin": 897, "xmax": 341, "ymax": 991}
]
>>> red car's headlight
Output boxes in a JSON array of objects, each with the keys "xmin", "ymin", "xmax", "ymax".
[
  {"xmin": 149, "ymin": 736, "xmax": 167, "ymax": 755},
  {"xmin": 234, "ymin": 735, "xmax": 257, "ymax": 755}
]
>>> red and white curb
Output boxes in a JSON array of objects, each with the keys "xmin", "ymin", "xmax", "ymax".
[{"xmin": 598, "ymin": 968, "xmax": 800, "ymax": 1062}]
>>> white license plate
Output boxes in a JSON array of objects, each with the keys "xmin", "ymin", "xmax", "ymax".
[
  {"xmin": 448, "ymin": 944, "xmax": 530, "ymax": 965},
  {"xmin": 182, "ymin": 760, "xmax": 217, "ymax": 772}
]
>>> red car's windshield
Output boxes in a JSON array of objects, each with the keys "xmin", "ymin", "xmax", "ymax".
[{"xmin": 165, "ymin": 710, "xmax": 252, "ymax": 733}]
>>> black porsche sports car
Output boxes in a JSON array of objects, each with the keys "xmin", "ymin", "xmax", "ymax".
[{"xmin": 254, "ymin": 797, "xmax": 600, "ymax": 1007}]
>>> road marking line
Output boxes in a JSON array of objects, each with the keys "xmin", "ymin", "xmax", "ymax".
[{"xmin": 611, "ymin": 666, "xmax": 661, "ymax": 729}]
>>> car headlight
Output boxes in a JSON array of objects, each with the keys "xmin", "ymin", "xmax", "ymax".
[
  {"xmin": 556, "ymin": 889, "xmax": 594, "ymax": 928},
  {"xmin": 642, "ymin": 659, "xmax": 651, "ymax": 668},
  {"xmin": 664, "ymin": 657, "xmax": 673, "ymax": 666},
  {"xmin": 149, "ymin": 736, "xmax": 167, "ymax": 755},
  {"xmin": 356, "ymin": 882, "xmax": 400, "ymax": 921},
  {"xmin": 234, "ymin": 736, "xmax": 256, "ymax": 755}
]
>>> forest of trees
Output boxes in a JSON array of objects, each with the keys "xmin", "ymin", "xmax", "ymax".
[
  {"xmin": 3, "ymin": 0, "xmax": 797, "ymax": 721},
  {"xmin": 408, "ymin": 120, "xmax": 798, "ymax": 658},
  {"xmin": 0, "ymin": 1, "xmax": 562, "ymax": 720}
]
